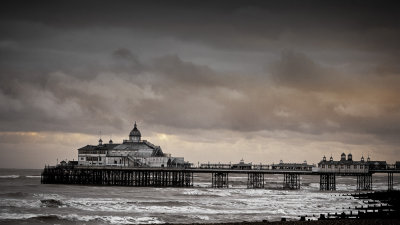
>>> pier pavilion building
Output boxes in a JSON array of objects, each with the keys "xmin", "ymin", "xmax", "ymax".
[
  {"xmin": 317, "ymin": 153, "xmax": 368, "ymax": 173},
  {"xmin": 77, "ymin": 122, "xmax": 188, "ymax": 167},
  {"xmin": 317, "ymin": 153, "xmax": 388, "ymax": 173}
]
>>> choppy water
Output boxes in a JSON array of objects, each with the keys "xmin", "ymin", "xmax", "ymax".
[{"xmin": 0, "ymin": 169, "xmax": 399, "ymax": 225}]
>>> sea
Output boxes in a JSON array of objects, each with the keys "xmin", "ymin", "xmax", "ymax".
[{"xmin": 0, "ymin": 168, "xmax": 399, "ymax": 225}]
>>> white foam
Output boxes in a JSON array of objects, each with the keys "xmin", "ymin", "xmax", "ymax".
[
  {"xmin": 0, "ymin": 212, "xmax": 39, "ymax": 220},
  {"xmin": 182, "ymin": 189, "xmax": 233, "ymax": 196},
  {"xmin": 33, "ymin": 193, "xmax": 63, "ymax": 199},
  {"xmin": 0, "ymin": 199, "xmax": 41, "ymax": 208},
  {"xmin": 0, "ymin": 213, "xmax": 164, "ymax": 224},
  {"xmin": 0, "ymin": 175, "xmax": 19, "ymax": 178},
  {"xmin": 25, "ymin": 175, "xmax": 41, "ymax": 178},
  {"xmin": 59, "ymin": 214, "xmax": 164, "ymax": 224}
]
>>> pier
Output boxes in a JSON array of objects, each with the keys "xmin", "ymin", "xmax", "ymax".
[{"xmin": 41, "ymin": 165, "xmax": 399, "ymax": 191}]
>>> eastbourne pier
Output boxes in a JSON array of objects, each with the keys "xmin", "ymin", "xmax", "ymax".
[
  {"xmin": 41, "ymin": 123, "xmax": 400, "ymax": 191},
  {"xmin": 41, "ymin": 163, "xmax": 400, "ymax": 191}
]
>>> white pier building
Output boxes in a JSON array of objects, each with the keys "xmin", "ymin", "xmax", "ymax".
[{"xmin": 77, "ymin": 122, "xmax": 188, "ymax": 167}]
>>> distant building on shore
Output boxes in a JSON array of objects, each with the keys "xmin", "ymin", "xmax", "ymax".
[{"xmin": 77, "ymin": 122, "xmax": 190, "ymax": 167}]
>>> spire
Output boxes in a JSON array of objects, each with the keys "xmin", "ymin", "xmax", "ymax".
[{"xmin": 134, "ymin": 121, "xmax": 137, "ymax": 129}]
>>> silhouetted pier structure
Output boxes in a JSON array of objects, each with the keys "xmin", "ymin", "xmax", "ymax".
[
  {"xmin": 41, "ymin": 165, "xmax": 399, "ymax": 191},
  {"xmin": 41, "ymin": 166, "xmax": 194, "ymax": 187}
]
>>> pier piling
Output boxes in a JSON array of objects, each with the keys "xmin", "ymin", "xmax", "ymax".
[{"xmin": 320, "ymin": 174, "xmax": 336, "ymax": 191}]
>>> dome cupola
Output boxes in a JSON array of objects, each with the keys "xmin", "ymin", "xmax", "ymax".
[{"xmin": 129, "ymin": 122, "xmax": 141, "ymax": 142}]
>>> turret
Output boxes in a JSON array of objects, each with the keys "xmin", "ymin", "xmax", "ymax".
[
  {"xmin": 98, "ymin": 138, "xmax": 103, "ymax": 146},
  {"xmin": 348, "ymin": 153, "xmax": 353, "ymax": 161},
  {"xmin": 340, "ymin": 153, "xmax": 346, "ymax": 161},
  {"xmin": 323, "ymin": 155, "xmax": 326, "ymax": 162}
]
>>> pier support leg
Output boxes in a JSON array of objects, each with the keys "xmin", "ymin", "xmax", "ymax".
[
  {"xmin": 320, "ymin": 174, "xmax": 336, "ymax": 191},
  {"xmin": 283, "ymin": 173, "xmax": 300, "ymax": 189},
  {"xmin": 212, "ymin": 172, "xmax": 228, "ymax": 188},
  {"xmin": 247, "ymin": 172, "xmax": 264, "ymax": 189},
  {"xmin": 357, "ymin": 174, "xmax": 372, "ymax": 191},
  {"xmin": 184, "ymin": 172, "xmax": 194, "ymax": 187},
  {"xmin": 388, "ymin": 172, "xmax": 393, "ymax": 191}
]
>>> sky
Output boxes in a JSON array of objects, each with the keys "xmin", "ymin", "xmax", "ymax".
[{"xmin": 1, "ymin": 0, "xmax": 400, "ymax": 168}]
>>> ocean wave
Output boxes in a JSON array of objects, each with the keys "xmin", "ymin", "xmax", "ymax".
[
  {"xmin": 33, "ymin": 193, "xmax": 63, "ymax": 199},
  {"xmin": 0, "ymin": 175, "xmax": 19, "ymax": 178},
  {"xmin": 138, "ymin": 200, "xmax": 189, "ymax": 207},
  {"xmin": 181, "ymin": 189, "xmax": 232, "ymax": 197},
  {"xmin": 65, "ymin": 198, "xmax": 139, "ymax": 212},
  {"xmin": 40, "ymin": 199, "xmax": 65, "ymax": 208},
  {"xmin": 189, "ymin": 214, "xmax": 210, "ymax": 221},
  {"xmin": 0, "ymin": 199, "xmax": 41, "ymax": 208},
  {"xmin": 0, "ymin": 212, "xmax": 39, "ymax": 220},
  {"xmin": 0, "ymin": 192, "xmax": 29, "ymax": 198},
  {"xmin": 0, "ymin": 213, "xmax": 164, "ymax": 224}
]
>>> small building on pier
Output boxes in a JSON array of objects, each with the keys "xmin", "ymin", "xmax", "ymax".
[
  {"xmin": 231, "ymin": 159, "xmax": 252, "ymax": 170},
  {"xmin": 78, "ymin": 122, "xmax": 189, "ymax": 167},
  {"xmin": 271, "ymin": 160, "xmax": 313, "ymax": 171}
]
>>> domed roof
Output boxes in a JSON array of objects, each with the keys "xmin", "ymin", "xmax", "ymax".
[{"xmin": 129, "ymin": 122, "xmax": 141, "ymax": 137}]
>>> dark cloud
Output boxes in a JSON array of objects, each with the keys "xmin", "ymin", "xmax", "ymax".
[
  {"xmin": 269, "ymin": 51, "xmax": 339, "ymax": 91},
  {"xmin": 2, "ymin": 0, "xmax": 400, "ymax": 55},
  {"xmin": 1, "ymin": 1, "xmax": 400, "ymax": 166},
  {"xmin": 1, "ymin": 49, "xmax": 400, "ymax": 142}
]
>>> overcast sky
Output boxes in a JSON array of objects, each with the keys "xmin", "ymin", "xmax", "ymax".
[{"xmin": 1, "ymin": 0, "xmax": 400, "ymax": 168}]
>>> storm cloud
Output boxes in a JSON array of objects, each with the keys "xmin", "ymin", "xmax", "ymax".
[{"xmin": 1, "ymin": 0, "xmax": 400, "ymax": 168}]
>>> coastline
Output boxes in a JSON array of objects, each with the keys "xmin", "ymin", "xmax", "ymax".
[
  {"xmin": 164, "ymin": 219, "xmax": 400, "ymax": 225},
  {"xmin": 166, "ymin": 190, "xmax": 400, "ymax": 225}
]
